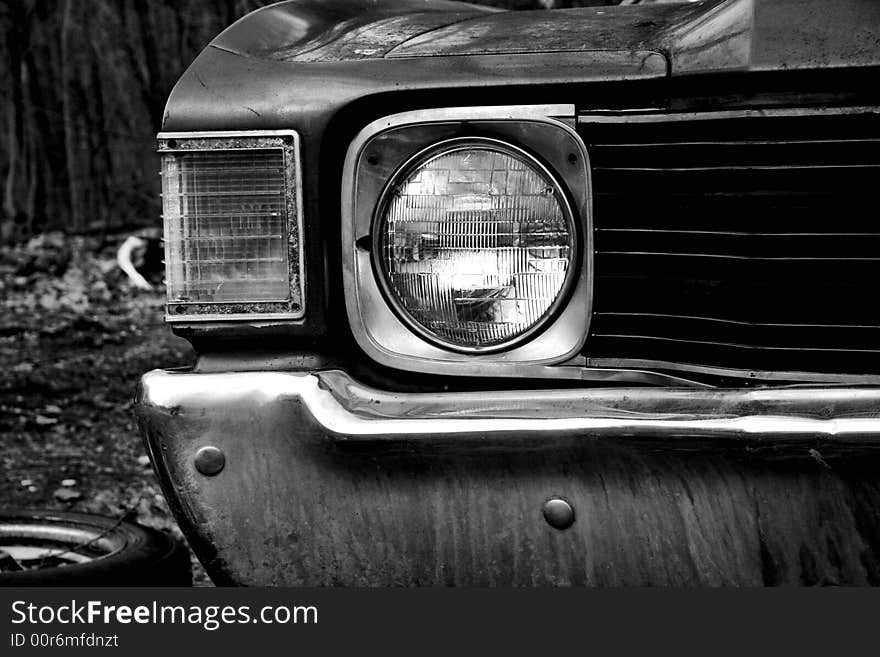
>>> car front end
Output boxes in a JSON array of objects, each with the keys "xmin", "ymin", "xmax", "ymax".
[{"xmin": 136, "ymin": 0, "xmax": 880, "ymax": 585}]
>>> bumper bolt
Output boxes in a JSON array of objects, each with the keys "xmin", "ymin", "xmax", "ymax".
[
  {"xmin": 542, "ymin": 498, "xmax": 575, "ymax": 530},
  {"xmin": 194, "ymin": 446, "xmax": 225, "ymax": 476}
]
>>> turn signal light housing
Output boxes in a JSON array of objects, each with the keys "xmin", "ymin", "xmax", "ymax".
[{"xmin": 158, "ymin": 131, "xmax": 305, "ymax": 322}]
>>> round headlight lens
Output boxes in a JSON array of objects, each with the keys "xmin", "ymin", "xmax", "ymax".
[{"xmin": 376, "ymin": 140, "xmax": 575, "ymax": 351}]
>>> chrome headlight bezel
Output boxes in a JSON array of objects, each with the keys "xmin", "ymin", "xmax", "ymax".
[
  {"xmin": 343, "ymin": 105, "xmax": 593, "ymax": 380},
  {"xmin": 372, "ymin": 135, "xmax": 580, "ymax": 354}
]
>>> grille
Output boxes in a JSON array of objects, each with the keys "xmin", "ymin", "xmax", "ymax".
[
  {"xmin": 581, "ymin": 110, "xmax": 880, "ymax": 378},
  {"xmin": 158, "ymin": 132, "xmax": 304, "ymax": 320}
]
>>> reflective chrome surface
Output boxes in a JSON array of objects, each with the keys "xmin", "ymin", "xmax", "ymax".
[
  {"xmin": 578, "ymin": 105, "xmax": 880, "ymax": 124},
  {"xmin": 542, "ymin": 498, "xmax": 575, "ymax": 531},
  {"xmin": 193, "ymin": 446, "xmax": 226, "ymax": 476},
  {"xmin": 139, "ymin": 368, "xmax": 880, "ymax": 445},
  {"xmin": 342, "ymin": 104, "xmax": 594, "ymax": 378},
  {"xmin": 137, "ymin": 367, "xmax": 880, "ymax": 586}
]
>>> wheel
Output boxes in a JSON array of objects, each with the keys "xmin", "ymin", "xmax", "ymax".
[{"xmin": 0, "ymin": 509, "xmax": 192, "ymax": 586}]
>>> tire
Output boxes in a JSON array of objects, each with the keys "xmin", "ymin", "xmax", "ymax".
[{"xmin": 0, "ymin": 509, "xmax": 192, "ymax": 586}]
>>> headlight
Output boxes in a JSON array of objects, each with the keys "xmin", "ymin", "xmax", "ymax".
[{"xmin": 375, "ymin": 138, "xmax": 576, "ymax": 352}]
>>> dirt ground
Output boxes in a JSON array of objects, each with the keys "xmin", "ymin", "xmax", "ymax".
[{"xmin": 0, "ymin": 233, "xmax": 210, "ymax": 584}]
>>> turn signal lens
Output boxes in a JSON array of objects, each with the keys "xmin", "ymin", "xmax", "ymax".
[
  {"xmin": 162, "ymin": 149, "xmax": 288, "ymax": 303},
  {"xmin": 377, "ymin": 140, "xmax": 575, "ymax": 351},
  {"xmin": 158, "ymin": 130, "xmax": 305, "ymax": 321}
]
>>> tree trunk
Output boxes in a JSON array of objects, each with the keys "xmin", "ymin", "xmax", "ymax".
[
  {"xmin": 2, "ymin": 1, "xmax": 26, "ymax": 240},
  {"xmin": 23, "ymin": 35, "xmax": 58, "ymax": 232},
  {"xmin": 132, "ymin": 0, "xmax": 166, "ymax": 133},
  {"xmin": 88, "ymin": 35, "xmax": 114, "ymax": 231},
  {"xmin": 61, "ymin": 0, "xmax": 82, "ymax": 231}
]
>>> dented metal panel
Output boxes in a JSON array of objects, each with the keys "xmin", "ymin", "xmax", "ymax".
[
  {"xmin": 211, "ymin": 0, "xmax": 498, "ymax": 60},
  {"xmin": 163, "ymin": 0, "xmax": 880, "ymax": 134},
  {"xmin": 147, "ymin": 0, "xmax": 880, "ymax": 586},
  {"xmin": 137, "ymin": 369, "xmax": 880, "ymax": 585},
  {"xmin": 207, "ymin": 0, "xmax": 880, "ymax": 73},
  {"xmin": 384, "ymin": 4, "xmax": 698, "ymax": 58}
]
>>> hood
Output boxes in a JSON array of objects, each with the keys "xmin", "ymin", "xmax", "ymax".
[{"xmin": 211, "ymin": 0, "xmax": 880, "ymax": 75}]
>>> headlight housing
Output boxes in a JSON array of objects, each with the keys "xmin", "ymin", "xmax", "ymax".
[
  {"xmin": 375, "ymin": 138, "xmax": 576, "ymax": 352},
  {"xmin": 158, "ymin": 130, "xmax": 305, "ymax": 322}
]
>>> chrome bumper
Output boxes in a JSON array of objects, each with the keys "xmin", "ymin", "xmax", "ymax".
[
  {"xmin": 138, "ymin": 369, "xmax": 880, "ymax": 446},
  {"xmin": 135, "ymin": 369, "xmax": 880, "ymax": 586}
]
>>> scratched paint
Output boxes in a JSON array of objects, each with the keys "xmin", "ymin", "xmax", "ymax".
[
  {"xmin": 207, "ymin": 0, "xmax": 880, "ymax": 73},
  {"xmin": 137, "ymin": 370, "xmax": 880, "ymax": 585}
]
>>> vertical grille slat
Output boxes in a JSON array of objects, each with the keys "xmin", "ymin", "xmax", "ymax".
[{"xmin": 581, "ymin": 110, "xmax": 880, "ymax": 377}]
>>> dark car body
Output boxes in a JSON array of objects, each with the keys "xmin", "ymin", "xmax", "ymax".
[{"xmin": 136, "ymin": 0, "xmax": 880, "ymax": 585}]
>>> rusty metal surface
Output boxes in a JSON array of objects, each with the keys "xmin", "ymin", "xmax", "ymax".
[
  {"xmin": 386, "ymin": 1, "xmax": 746, "ymax": 69},
  {"xmin": 161, "ymin": 47, "xmax": 667, "ymax": 133},
  {"xmin": 167, "ymin": 0, "xmax": 765, "ymax": 132},
  {"xmin": 137, "ymin": 368, "xmax": 880, "ymax": 585},
  {"xmin": 210, "ymin": 0, "xmax": 499, "ymax": 61},
  {"xmin": 753, "ymin": 0, "xmax": 880, "ymax": 71},
  {"xmin": 660, "ymin": 0, "xmax": 753, "ymax": 73},
  {"xmin": 207, "ymin": 0, "xmax": 880, "ymax": 73},
  {"xmin": 385, "ymin": 4, "xmax": 696, "ymax": 57}
]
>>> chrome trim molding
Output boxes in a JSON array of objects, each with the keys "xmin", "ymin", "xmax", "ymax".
[
  {"xmin": 158, "ymin": 130, "xmax": 304, "ymax": 139},
  {"xmin": 589, "ymin": 357, "xmax": 880, "ymax": 386},
  {"xmin": 356, "ymin": 105, "xmax": 577, "ymax": 126},
  {"xmin": 138, "ymin": 368, "xmax": 880, "ymax": 446},
  {"xmin": 157, "ymin": 129, "xmax": 306, "ymax": 324},
  {"xmin": 578, "ymin": 105, "xmax": 880, "ymax": 124},
  {"xmin": 162, "ymin": 312, "xmax": 305, "ymax": 324},
  {"xmin": 342, "ymin": 104, "xmax": 594, "ymax": 379}
]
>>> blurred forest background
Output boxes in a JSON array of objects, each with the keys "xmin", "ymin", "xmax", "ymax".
[
  {"xmin": 1, "ymin": 0, "xmax": 267, "ymax": 242},
  {"xmin": 0, "ymin": 0, "xmax": 623, "ymax": 243}
]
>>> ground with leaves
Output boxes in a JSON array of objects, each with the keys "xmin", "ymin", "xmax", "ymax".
[{"xmin": 0, "ymin": 233, "xmax": 210, "ymax": 584}]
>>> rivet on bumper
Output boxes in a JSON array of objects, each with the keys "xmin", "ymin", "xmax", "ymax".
[
  {"xmin": 194, "ymin": 446, "xmax": 225, "ymax": 476},
  {"xmin": 543, "ymin": 498, "xmax": 575, "ymax": 530}
]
